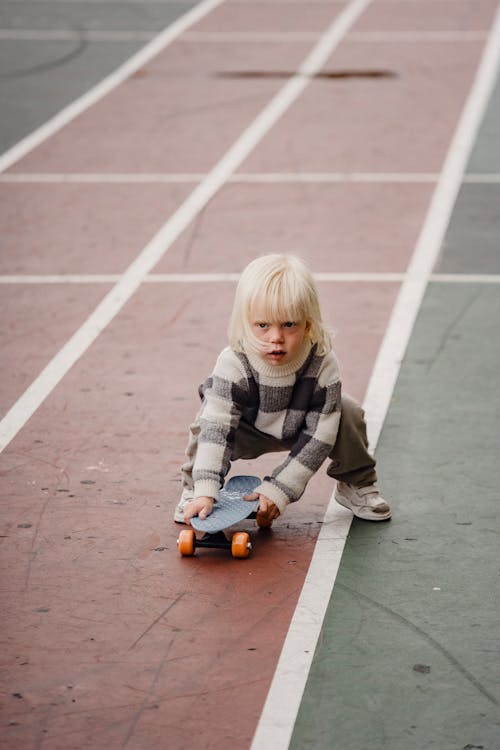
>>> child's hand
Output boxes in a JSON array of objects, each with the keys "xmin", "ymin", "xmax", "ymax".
[
  {"xmin": 184, "ymin": 496, "xmax": 214, "ymax": 523},
  {"xmin": 244, "ymin": 492, "xmax": 280, "ymax": 524}
]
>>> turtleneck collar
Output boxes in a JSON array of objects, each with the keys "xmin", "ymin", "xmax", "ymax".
[{"xmin": 243, "ymin": 339, "xmax": 314, "ymax": 378}]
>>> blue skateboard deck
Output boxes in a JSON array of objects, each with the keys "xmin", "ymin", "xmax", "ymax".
[{"xmin": 190, "ymin": 475, "xmax": 260, "ymax": 533}]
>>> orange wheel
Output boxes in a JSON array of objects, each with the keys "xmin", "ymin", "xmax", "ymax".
[
  {"xmin": 231, "ymin": 532, "xmax": 251, "ymax": 559},
  {"xmin": 177, "ymin": 529, "xmax": 195, "ymax": 556}
]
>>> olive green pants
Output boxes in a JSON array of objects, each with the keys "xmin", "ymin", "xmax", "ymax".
[{"xmin": 181, "ymin": 395, "xmax": 377, "ymax": 491}]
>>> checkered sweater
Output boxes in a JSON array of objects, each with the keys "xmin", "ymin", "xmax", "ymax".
[{"xmin": 192, "ymin": 342, "xmax": 341, "ymax": 514}]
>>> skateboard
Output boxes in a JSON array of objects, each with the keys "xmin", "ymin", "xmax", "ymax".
[{"xmin": 177, "ymin": 475, "xmax": 271, "ymax": 558}]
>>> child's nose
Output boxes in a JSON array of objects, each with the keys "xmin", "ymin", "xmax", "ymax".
[{"xmin": 270, "ymin": 325, "xmax": 284, "ymax": 342}]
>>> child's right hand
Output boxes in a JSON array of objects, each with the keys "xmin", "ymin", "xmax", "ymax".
[
  {"xmin": 183, "ymin": 496, "xmax": 214, "ymax": 523},
  {"xmin": 243, "ymin": 492, "xmax": 280, "ymax": 524}
]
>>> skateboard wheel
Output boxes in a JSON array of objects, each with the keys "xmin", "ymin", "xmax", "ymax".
[
  {"xmin": 231, "ymin": 532, "xmax": 251, "ymax": 559},
  {"xmin": 177, "ymin": 529, "xmax": 195, "ymax": 556}
]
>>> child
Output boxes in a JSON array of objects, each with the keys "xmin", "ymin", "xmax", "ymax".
[{"xmin": 174, "ymin": 254, "xmax": 391, "ymax": 526}]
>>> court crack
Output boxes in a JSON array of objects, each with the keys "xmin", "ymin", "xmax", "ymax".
[
  {"xmin": 128, "ymin": 593, "xmax": 185, "ymax": 650},
  {"xmin": 425, "ymin": 286, "xmax": 482, "ymax": 373},
  {"xmin": 1, "ymin": 30, "xmax": 88, "ymax": 80},
  {"xmin": 338, "ymin": 583, "xmax": 499, "ymax": 707}
]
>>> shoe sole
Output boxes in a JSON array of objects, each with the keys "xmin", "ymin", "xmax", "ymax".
[
  {"xmin": 174, "ymin": 507, "xmax": 187, "ymax": 524},
  {"xmin": 334, "ymin": 493, "xmax": 392, "ymax": 521}
]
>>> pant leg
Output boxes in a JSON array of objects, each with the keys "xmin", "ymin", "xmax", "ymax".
[
  {"xmin": 231, "ymin": 420, "xmax": 292, "ymax": 460},
  {"xmin": 326, "ymin": 394, "xmax": 378, "ymax": 487}
]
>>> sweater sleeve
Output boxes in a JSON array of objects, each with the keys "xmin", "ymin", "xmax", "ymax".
[
  {"xmin": 192, "ymin": 348, "xmax": 249, "ymax": 500},
  {"xmin": 255, "ymin": 356, "xmax": 341, "ymax": 514}
]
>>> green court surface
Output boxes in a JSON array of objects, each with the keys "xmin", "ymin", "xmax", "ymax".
[{"xmin": 290, "ymin": 73, "xmax": 500, "ymax": 750}]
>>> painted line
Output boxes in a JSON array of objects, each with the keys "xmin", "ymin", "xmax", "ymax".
[
  {"xmin": 158, "ymin": 272, "xmax": 402, "ymax": 283},
  {"xmin": 0, "ymin": 172, "xmax": 442, "ymax": 184},
  {"xmin": 230, "ymin": 0, "xmax": 350, "ymax": 3},
  {"xmin": 182, "ymin": 29, "xmax": 487, "ymax": 42},
  {"xmin": 0, "ymin": 0, "xmax": 226, "ymax": 173},
  {"xmin": 183, "ymin": 31, "xmax": 319, "ymax": 41},
  {"xmin": 0, "ymin": 272, "xmax": 402, "ymax": 284},
  {"xmin": 232, "ymin": 172, "xmax": 439, "ymax": 183},
  {"xmin": 29, "ymin": 0, "xmax": 477, "ymax": 3},
  {"xmin": 347, "ymin": 30, "xmax": 488, "ymax": 42},
  {"xmin": 250, "ymin": 7, "xmax": 500, "ymax": 750},
  {"xmin": 0, "ymin": 0, "xmax": 374, "ymax": 455},
  {"xmin": 0, "ymin": 29, "xmax": 158, "ymax": 41},
  {"xmin": 0, "ymin": 29, "xmax": 316, "ymax": 43},
  {"xmin": 0, "ymin": 173, "xmax": 205, "ymax": 183},
  {"xmin": 0, "ymin": 275, "xmax": 122, "ymax": 284},
  {"xmin": 3, "ymin": 273, "xmax": 500, "ymax": 285},
  {"xmin": 463, "ymin": 173, "xmax": 500, "ymax": 183},
  {"xmin": 26, "ymin": 0, "xmax": 194, "ymax": 3},
  {"xmin": 230, "ymin": 0, "xmax": 484, "ymax": 3},
  {"xmin": 430, "ymin": 273, "xmax": 500, "ymax": 283},
  {"xmin": 4, "ymin": 172, "xmax": 500, "ymax": 184}
]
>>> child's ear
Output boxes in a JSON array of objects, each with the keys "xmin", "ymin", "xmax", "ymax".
[{"xmin": 305, "ymin": 320, "xmax": 312, "ymax": 332}]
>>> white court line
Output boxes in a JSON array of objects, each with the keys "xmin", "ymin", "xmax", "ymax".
[
  {"xmin": 233, "ymin": 172, "xmax": 439, "ymax": 183},
  {"xmin": 431, "ymin": 273, "xmax": 500, "ymax": 283},
  {"xmin": 463, "ymin": 174, "xmax": 500, "ymax": 183},
  {"xmin": 0, "ymin": 173, "xmax": 205, "ymax": 183},
  {"xmin": 0, "ymin": 29, "xmax": 159, "ymax": 42},
  {"xmin": 0, "ymin": 0, "xmax": 226, "ymax": 173},
  {"xmin": 0, "ymin": 275, "xmax": 123, "ymax": 284},
  {"xmin": 182, "ymin": 29, "xmax": 486, "ymax": 42},
  {"xmin": 347, "ymin": 30, "xmax": 488, "ymax": 41},
  {"xmin": 233, "ymin": 172, "xmax": 438, "ymax": 183},
  {"xmin": 0, "ymin": 171, "xmax": 441, "ymax": 183},
  {"xmin": 26, "ymin": 0, "xmax": 194, "ymax": 3},
  {"xmin": 3, "ymin": 171, "xmax": 500, "ymax": 184},
  {"xmin": 183, "ymin": 31, "xmax": 319, "ymax": 41},
  {"xmin": 250, "ymin": 7, "xmax": 500, "ymax": 750},
  {"xmin": 0, "ymin": 29, "xmax": 316, "ymax": 43},
  {"xmin": 4, "ymin": 171, "xmax": 500, "ymax": 185},
  {"xmin": 231, "ymin": 0, "xmax": 485, "ymax": 3},
  {"xmin": 0, "ymin": 0, "xmax": 374, "ymax": 450},
  {"xmin": 3, "ymin": 273, "xmax": 500, "ymax": 285},
  {"xmin": 0, "ymin": 26, "xmax": 484, "ymax": 48},
  {"xmin": 0, "ymin": 272, "xmax": 403, "ymax": 284}
]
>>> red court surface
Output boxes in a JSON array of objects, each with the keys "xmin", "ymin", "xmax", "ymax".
[{"xmin": 1, "ymin": 1, "xmax": 499, "ymax": 748}]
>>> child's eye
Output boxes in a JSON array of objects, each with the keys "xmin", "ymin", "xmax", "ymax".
[
  {"xmin": 257, "ymin": 322, "xmax": 268, "ymax": 329},
  {"xmin": 283, "ymin": 321, "xmax": 296, "ymax": 328}
]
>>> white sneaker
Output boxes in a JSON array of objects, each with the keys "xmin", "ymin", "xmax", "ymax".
[
  {"xmin": 173, "ymin": 487, "xmax": 194, "ymax": 524},
  {"xmin": 334, "ymin": 482, "xmax": 392, "ymax": 521}
]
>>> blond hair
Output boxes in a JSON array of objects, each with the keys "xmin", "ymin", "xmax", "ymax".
[{"xmin": 228, "ymin": 254, "xmax": 332, "ymax": 355}]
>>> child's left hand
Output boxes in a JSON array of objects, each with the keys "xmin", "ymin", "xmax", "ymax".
[
  {"xmin": 244, "ymin": 492, "xmax": 280, "ymax": 524},
  {"xmin": 183, "ymin": 496, "xmax": 214, "ymax": 523}
]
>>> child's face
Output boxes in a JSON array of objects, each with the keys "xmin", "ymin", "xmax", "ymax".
[{"xmin": 250, "ymin": 303, "xmax": 310, "ymax": 367}]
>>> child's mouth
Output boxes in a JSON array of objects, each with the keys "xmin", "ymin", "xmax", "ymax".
[{"xmin": 267, "ymin": 350, "xmax": 286, "ymax": 361}]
